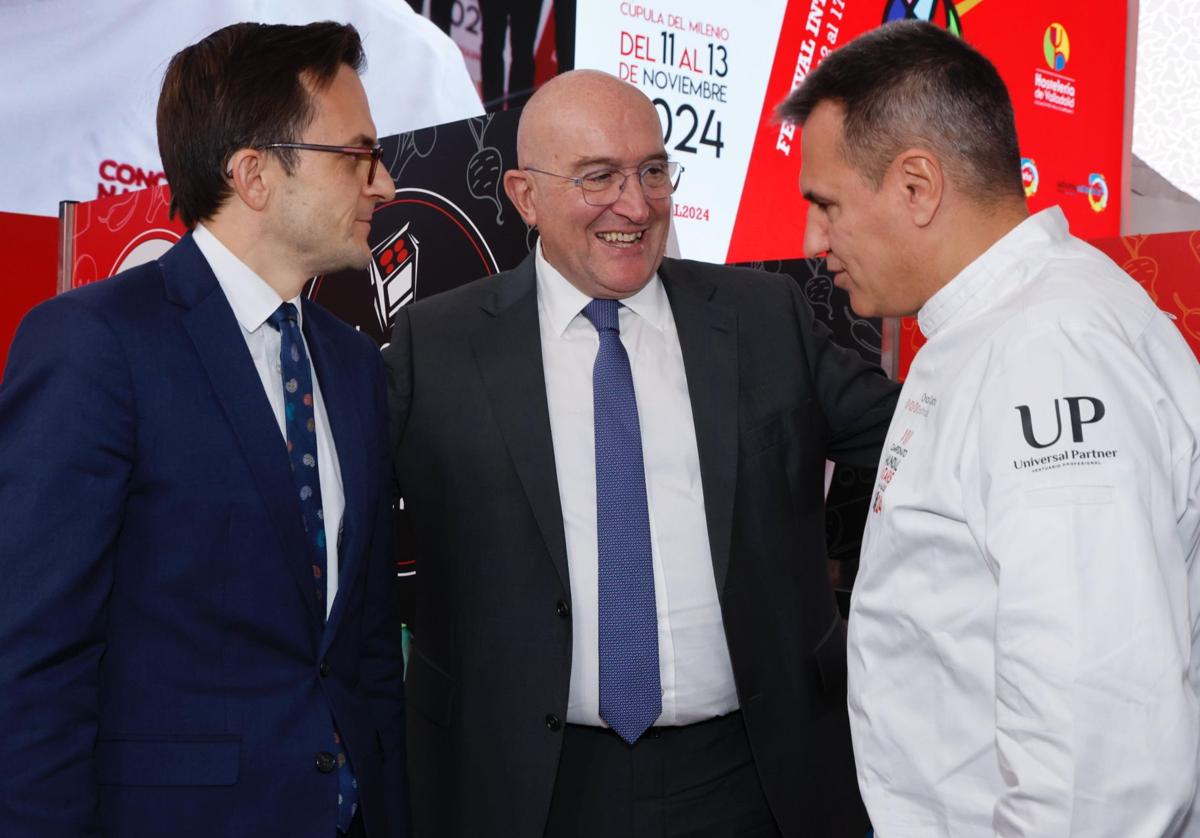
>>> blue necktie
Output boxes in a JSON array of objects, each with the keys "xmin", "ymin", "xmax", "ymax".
[
  {"xmin": 582, "ymin": 298, "xmax": 661, "ymax": 745},
  {"xmin": 268, "ymin": 303, "xmax": 357, "ymax": 831}
]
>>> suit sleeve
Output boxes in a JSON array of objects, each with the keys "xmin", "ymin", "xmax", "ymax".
[
  {"xmin": 790, "ymin": 281, "xmax": 900, "ymax": 467},
  {"xmin": 971, "ymin": 321, "xmax": 1199, "ymax": 836},
  {"xmin": 0, "ymin": 298, "xmax": 135, "ymax": 836},
  {"xmin": 357, "ymin": 344, "xmax": 412, "ymax": 836}
]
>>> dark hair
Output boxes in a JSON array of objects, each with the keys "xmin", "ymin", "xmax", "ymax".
[
  {"xmin": 157, "ymin": 21, "xmax": 365, "ymax": 227},
  {"xmin": 778, "ymin": 21, "xmax": 1023, "ymax": 203}
]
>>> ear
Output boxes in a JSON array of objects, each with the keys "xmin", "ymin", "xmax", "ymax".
[
  {"xmin": 225, "ymin": 149, "xmax": 271, "ymax": 213},
  {"xmin": 503, "ymin": 169, "xmax": 538, "ymax": 227},
  {"xmin": 893, "ymin": 149, "xmax": 943, "ymax": 228}
]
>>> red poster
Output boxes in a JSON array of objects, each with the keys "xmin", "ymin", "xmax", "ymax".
[
  {"xmin": 65, "ymin": 184, "xmax": 184, "ymax": 290},
  {"xmin": 646, "ymin": 0, "xmax": 1132, "ymax": 263},
  {"xmin": 577, "ymin": 0, "xmax": 1131, "ymax": 263}
]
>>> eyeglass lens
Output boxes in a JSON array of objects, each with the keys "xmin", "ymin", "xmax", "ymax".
[{"xmin": 582, "ymin": 164, "xmax": 678, "ymax": 205}]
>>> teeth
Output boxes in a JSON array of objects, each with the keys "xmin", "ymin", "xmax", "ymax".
[{"xmin": 599, "ymin": 231, "xmax": 642, "ymax": 243}]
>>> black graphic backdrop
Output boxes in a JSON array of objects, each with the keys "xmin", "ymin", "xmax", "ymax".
[
  {"xmin": 307, "ymin": 110, "xmax": 881, "ymax": 617},
  {"xmin": 308, "ymin": 110, "xmax": 529, "ymax": 345}
]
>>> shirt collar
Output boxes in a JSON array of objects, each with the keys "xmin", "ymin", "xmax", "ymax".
[
  {"xmin": 192, "ymin": 223, "xmax": 302, "ymax": 333},
  {"xmin": 533, "ymin": 239, "xmax": 669, "ymax": 336},
  {"xmin": 917, "ymin": 206, "xmax": 1069, "ymax": 339}
]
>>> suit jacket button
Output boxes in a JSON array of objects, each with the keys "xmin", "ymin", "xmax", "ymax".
[
  {"xmin": 555, "ymin": 600, "xmax": 570, "ymax": 618},
  {"xmin": 545, "ymin": 714, "xmax": 562, "ymax": 732},
  {"xmin": 315, "ymin": 751, "xmax": 337, "ymax": 773},
  {"xmin": 319, "ymin": 661, "xmax": 330, "ymax": 678}
]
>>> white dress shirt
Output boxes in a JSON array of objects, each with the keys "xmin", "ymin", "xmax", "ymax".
[
  {"xmin": 535, "ymin": 243, "xmax": 739, "ymax": 727},
  {"xmin": 848, "ymin": 208, "xmax": 1200, "ymax": 837},
  {"xmin": 193, "ymin": 224, "xmax": 345, "ymax": 617}
]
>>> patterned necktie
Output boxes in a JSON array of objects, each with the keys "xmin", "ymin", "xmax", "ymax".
[
  {"xmin": 582, "ymin": 298, "xmax": 661, "ymax": 745},
  {"xmin": 267, "ymin": 302, "xmax": 357, "ymax": 831}
]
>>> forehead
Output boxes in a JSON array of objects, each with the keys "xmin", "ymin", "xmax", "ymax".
[
  {"xmin": 544, "ymin": 91, "xmax": 666, "ymax": 169},
  {"xmin": 798, "ymin": 101, "xmax": 849, "ymax": 192},
  {"xmin": 305, "ymin": 64, "xmax": 377, "ymax": 139}
]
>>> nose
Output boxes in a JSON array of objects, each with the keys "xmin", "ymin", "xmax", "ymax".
[
  {"xmin": 368, "ymin": 163, "xmax": 396, "ymax": 203},
  {"xmin": 803, "ymin": 203, "xmax": 829, "ymax": 258},
  {"xmin": 609, "ymin": 172, "xmax": 652, "ymax": 223}
]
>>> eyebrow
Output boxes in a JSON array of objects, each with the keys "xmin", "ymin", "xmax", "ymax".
[
  {"xmin": 801, "ymin": 189, "xmax": 829, "ymax": 204},
  {"xmin": 345, "ymin": 133, "xmax": 378, "ymax": 147},
  {"xmin": 571, "ymin": 153, "xmax": 669, "ymax": 171}
]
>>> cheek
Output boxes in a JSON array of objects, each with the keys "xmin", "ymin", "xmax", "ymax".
[{"xmin": 827, "ymin": 220, "xmax": 853, "ymax": 258}]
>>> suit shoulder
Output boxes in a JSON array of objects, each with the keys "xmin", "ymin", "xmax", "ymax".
[
  {"xmin": 663, "ymin": 256, "xmax": 793, "ymax": 288},
  {"xmin": 660, "ymin": 257, "xmax": 801, "ymax": 309},
  {"xmin": 406, "ymin": 264, "xmax": 526, "ymax": 321},
  {"xmin": 19, "ymin": 259, "xmax": 166, "ymax": 339},
  {"xmin": 58, "ymin": 258, "xmax": 166, "ymax": 309}
]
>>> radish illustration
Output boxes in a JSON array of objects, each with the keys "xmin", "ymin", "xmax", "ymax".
[
  {"xmin": 1172, "ymin": 292, "xmax": 1200, "ymax": 344},
  {"xmin": 98, "ymin": 189, "xmax": 141, "ymax": 232},
  {"xmin": 805, "ymin": 270, "xmax": 833, "ymax": 321},
  {"xmin": 466, "ymin": 116, "xmax": 505, "ymax": 224},
  {"xmin": 387, "ymin": 126, "xmax": 439, "ymax": 182},
  {"xmin": 843, "ymin": 305, "xmax": 883, "ymax": 355},
  {"xmin": 1121, "ymin": 235, "xmax": 1159, "ymax": 302}
]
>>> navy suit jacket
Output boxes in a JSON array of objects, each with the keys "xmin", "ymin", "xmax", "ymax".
[{"xmin": 0, "ymin": 234, "xmax": 408, "ymax": 837}]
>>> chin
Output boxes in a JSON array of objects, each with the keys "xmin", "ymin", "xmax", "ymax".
[
  {"xmin": 845, "ymin": 296, "xmax": 874, "ymax": 318},
  {"xmin": 600, "ymin": 271, "xmax": 655, "ymax": 298},
  {"xmin": 319, "ymin": 245, "xmax": 373, "ymax": 276}
]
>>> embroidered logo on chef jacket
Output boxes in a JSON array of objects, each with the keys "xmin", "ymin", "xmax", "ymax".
[
  {"xmin": 1012, "ymin": 396, "xmax": 1119, "ymax": 472},
  {"xmin": 1016, "ymin": 396, "xmax": 1105, "ymax": 448},
  {"xmin": 872, "ymin": 398, "xmax": 930, "ymax": 515}
]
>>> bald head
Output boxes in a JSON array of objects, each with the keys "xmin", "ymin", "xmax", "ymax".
[
  {"xmin": 516, "ymin": 70, "xmax": 661, "ymax": 169},
  {"xmin": 501, "ymin": 69, "xmax": 672, "ymax": 300}
]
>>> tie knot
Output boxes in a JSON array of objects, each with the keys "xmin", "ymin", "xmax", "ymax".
[
  {"xmin": 582, "ymin": 298, "xmax": 621, "ymax": 333},
  {"xmin": 268, "ymin": 302, "xmax": 299, "ymax": 332}
]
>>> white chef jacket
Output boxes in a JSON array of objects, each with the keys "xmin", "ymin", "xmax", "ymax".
[{"xmin": 849, "ymin": 207, "xmax": 1200, "ymax": 837}]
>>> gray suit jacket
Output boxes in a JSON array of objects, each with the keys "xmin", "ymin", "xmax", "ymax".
[{"xmin": 384, "ymin": 252, "xmax": 898, "ymax": 836}]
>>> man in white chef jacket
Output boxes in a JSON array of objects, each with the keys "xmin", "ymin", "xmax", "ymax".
[{"xmin": 779, "ymin": 20, "xmax": 1200, "ymax": 837}]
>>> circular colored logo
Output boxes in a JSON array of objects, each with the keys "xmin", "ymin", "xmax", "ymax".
[
  {"xmin": 1043, "ymin": 23, "xmax": 1070, "ymax": 71},
  {"xmin": 1020, "ymin": 158, "xmax": 1039, "ymax": 198},
  {"xmin": 1088, "ymin": 173, "xmax": 1108, "ymax": 213},
  {"xmin": 882, "ymin": 0, "xmax": 962, "ymax": 37}
]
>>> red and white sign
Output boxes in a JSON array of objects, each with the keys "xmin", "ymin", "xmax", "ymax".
[
  {"xmin": 62, "ymin": 185, "xmax": 184, "ymax": 291},
  {"xmin": 576, "ymin": 0, "xmax": 1131, "ymax": 263}
]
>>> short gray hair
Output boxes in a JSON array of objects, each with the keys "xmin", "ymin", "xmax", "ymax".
[{"xmin": 778, "ymin": 21, "xmax": 1023, "ymax": 204}]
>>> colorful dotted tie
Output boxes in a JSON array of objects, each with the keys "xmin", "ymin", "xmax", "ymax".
[
  {"xmin": 267, "ymin": 302, "xmax": 357, "ymax": 831},
  {"xmin": 582, "ymin": 299, "xmax": 661, "ymax": 745}
]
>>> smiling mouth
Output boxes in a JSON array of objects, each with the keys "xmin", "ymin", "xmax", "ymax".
[{"xmin": 597, "ymin": 231, "xmax": 643, "ymax": 245}]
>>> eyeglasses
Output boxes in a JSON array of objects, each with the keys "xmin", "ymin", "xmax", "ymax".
[
  {"xmin": 524, "ymin": 161, "xmax": 683, "ymax": 206},
  {"xmin": 262, "ymin": 141, "xmax": 385, "ymax": 185}
]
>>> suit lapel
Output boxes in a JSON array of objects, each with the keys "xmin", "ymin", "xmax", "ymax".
[
  {"xmin": 469, "ymin": 257, "xmax": 570, "ymax": 593},
  {"xmin": 164, "ymin": 236, "xmax": 323, "ymax": 627},
  {"xmin": 303, "ymin": 307, "xmax": 369, "ymax": 646},
  {"xmin": 660, "ymin": 261, "xmax": 739, "ymax": 591}
]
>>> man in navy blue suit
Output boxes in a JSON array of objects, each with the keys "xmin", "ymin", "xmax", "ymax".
[{"xmin": 0, "ymin": 21, "xmax": 408, "ymax": 837}]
